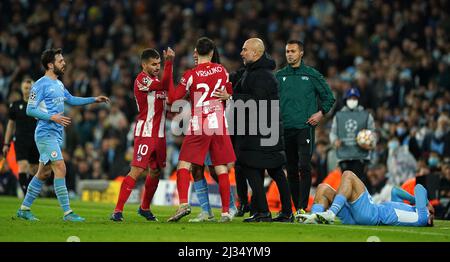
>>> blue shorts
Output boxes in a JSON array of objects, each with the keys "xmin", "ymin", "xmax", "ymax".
[
  {"xmin": 336, "ymin": 203, "xmax": 356, "ymax": 225},
  {"xmin": 347, "ymin": 190, "xmax": 379, "ymax": 225},
  {"xmin": 35, "ymin": 137, "xmax": 63, "ymax": 164}
]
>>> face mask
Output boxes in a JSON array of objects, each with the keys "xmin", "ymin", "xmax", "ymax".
[
  {"xmin": 428, "ymin": 157, "xmax": 439, "ymax": 168},
  {"xmin": 388, "ymin": 140, "xmax": 399, "ymax": 151},
  {"xmin": 396, "ymin": 127, "xmax": 406, "ymax": 136},
  {"xmin": 346, "ymin": 99, "xmax": 358, "ymax": 109}
]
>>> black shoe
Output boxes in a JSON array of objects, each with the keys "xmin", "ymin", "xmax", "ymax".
[
  {"xmin": 235, "ymin": 204, "xmax": 250, "ymax": 217},
  {"xmin": 272, "ymin": 212, "xmax": 294, "ymax": 223},
  {"xmin": 110, "ymin": 212, "xmax": 123, "ymax": 222},
  {"xmin": 243, "ymin": 212, "xmax": 272, "ymax": 222},
  {"xmin": 138, "ymin": 207, "xmax": 158, "ymax": 221}
]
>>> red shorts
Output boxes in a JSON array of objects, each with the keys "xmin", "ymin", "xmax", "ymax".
[
  {"xmin": 178, "ymin": 134, "xmax": 236, "ymax": 166},
  {"xmin": 131, "ymin": 137, "xmax": 166, "ymax": 170}
]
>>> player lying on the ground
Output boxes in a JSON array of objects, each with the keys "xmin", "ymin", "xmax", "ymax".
[{"xmin": 298, "ymin": 170, "xmax": 434, "ymax": 226}]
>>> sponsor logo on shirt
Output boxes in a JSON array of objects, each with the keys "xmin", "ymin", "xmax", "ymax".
[
  {"xmin": 156, "ymin": 91, "xmax": 167, "ymax": 99},
  {"xmin": 53, "ymin": 97, "xmax": 65, "ymax": 105}
]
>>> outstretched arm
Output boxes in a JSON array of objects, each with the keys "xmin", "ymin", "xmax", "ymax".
[
  {"xmin": 64, "ymin": 89, "xmax": 96, "ymax": 105},
  {"xmin": 64, "ymin": 90, "xmax": 109, "ymax": 105}
]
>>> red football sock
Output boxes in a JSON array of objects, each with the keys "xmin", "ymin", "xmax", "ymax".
[
  {"xmin": 177, "ymin": 168, "xmax": 190, "ymax": 204},
  {"xmin": 218, "ymin": 173, "xmax": 230, "ymax": 213},
  {"xmin": 114, "ymin": 176, "xmax": 136, "ymax": 213},
  {"xmin": 141, "ymin": 175, "xmax": 159, "ymax": 210}
]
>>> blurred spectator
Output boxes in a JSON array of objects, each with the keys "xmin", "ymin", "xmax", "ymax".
[
  {"xmin": 437, "ymin": 158, "xmax": 450, "ymax": 219},
  {"xmin": 422, "ymin": 114, "xmax": 449, "ymax": 157},
  {"xmin": 386, "ymin": 136, "xmax": 417, "ymax": 186},
  {"xmin": 311, "ymin": 139, "xmax": 329, "ymax": 186}
]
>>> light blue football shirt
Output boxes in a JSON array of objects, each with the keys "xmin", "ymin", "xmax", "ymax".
[{"xmin": 27, "ymin": 76, "xmax": 95, "ymax": 143}]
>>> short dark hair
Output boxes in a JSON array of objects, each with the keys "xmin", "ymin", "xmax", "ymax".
[
  {"xmin": 141, "ymin": 48, "xmax": 160, "ymax": 62},
  {"xmin": 196, "ymin": 37, "xmax": 215, "ymax": 56},
  {"xmin": 41, "ymin": 48, "xmax": 62, "ymax": 70},
  {"xmin": 287, "ymin": 39, "xmax": 304, "ymax": 50}
]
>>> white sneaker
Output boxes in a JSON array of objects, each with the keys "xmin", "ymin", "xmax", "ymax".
[
  {"xmin": 188, "ymin": 212, "xmax": 215, "ymax": 222},
  {"xmin": 219, "ymin": 212, "xmax": 233, "ymax": 223},
  {"xmin": 297, "ymin": 213, "xmax": 318, "ymax": 224},
  {"xmin": 316, "ymin": 210, "xmax": 336, "ymax": 224}
]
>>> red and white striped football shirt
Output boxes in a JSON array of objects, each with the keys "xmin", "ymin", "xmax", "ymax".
[{"xmin": 133, "ymin": 61, "xmax": 172, "ymax": 138}]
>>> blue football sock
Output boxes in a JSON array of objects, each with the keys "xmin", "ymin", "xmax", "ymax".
[
  {"xmin": 329, "ymin": 194, "xmax": 347, "ymax": 215},
  {"xmin": 391, "ymin": 186, "xmax": 416, "ymax": 204},
  {"xmin": 414, "ymin": 184, "xmax": 431, "ymax": 225},
  {"xmin": 22, "ymin": 176, "xmax": 44, "ymax": 209},
  {"xmin": 311, "ymin": 203, "xmax": 325, "ymax": 214},
  {"xmin": 193, "ymin": 179, "xmax": 212, "ymax": 215},
  {"xmin": 414, "ymin": 184, "xmax": 428, "ymax": 209},
  {"xmin": 230, "ymin": 189, "xmax": 236, "ymax": 209},
  {"xmin": 54, "ymin": 178, "xmax": 72, "ymax": 214}
]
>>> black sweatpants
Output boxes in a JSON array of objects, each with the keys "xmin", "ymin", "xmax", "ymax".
[
  {"xmin": 242, "ymin": 165, "xmax": 291, "ymax": 214},
  {"xmin": 234, "ymin": 163, "xmax": 249, "ymax": 206},
  {"xmin": 285, "ymin": 127, "xmax": 314, "ymax": 210}
]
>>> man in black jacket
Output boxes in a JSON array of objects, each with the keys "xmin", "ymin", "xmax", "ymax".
[{"xmin": 214, "ymin": 38, "xmax": 292, "ymax": 222}]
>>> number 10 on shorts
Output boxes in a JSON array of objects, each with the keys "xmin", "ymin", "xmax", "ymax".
[{"xmin": 137, "ymin": 144, "xmax": 148, "ymax": 155}]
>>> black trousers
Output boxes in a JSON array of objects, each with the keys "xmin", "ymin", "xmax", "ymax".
[
  {"xmin": 339, "ymin": 160, "xmax": 369, "ymax": 187},
  {"xmin": 242, "ymin": 164, "xmax": 292, "ymax": 214},
  {"xmin": 234, "ymin": 163, "xmax": 249, "ymax": 206},
  {"xmin": 285, "ymin": 127, "xmax": 314, "ymax": 210}
]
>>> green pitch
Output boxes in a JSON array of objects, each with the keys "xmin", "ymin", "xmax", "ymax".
[{"xmin": 0, "ymin": 196, "xmax": 449, "ymax": 242}]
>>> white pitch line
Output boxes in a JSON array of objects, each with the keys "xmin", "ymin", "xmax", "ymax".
[{"xmin": 320, "ymin": 224, "xmax": 449, "ymax": 237}]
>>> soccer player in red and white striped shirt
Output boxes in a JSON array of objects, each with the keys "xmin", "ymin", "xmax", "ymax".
[
  {"xmin": 167, "ymin": 37, "xmax": 236, "ymax": 222},
  {"xmin": 111, "ymin": 48, "xmax": 174, "ymax": 222}
]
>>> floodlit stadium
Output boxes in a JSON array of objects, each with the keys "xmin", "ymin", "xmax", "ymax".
[{"xmin": 0, "ymin": 0, "xmax": 450, "ymax": 247}]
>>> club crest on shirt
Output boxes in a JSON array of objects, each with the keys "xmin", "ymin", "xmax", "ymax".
[
  {"xmin": 51, "ymin": 151, "xmax": 58, "ymax": 158},
  {"xmin": 143, "ymin": 77, "xmax": 149, "ymax": 85}
]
